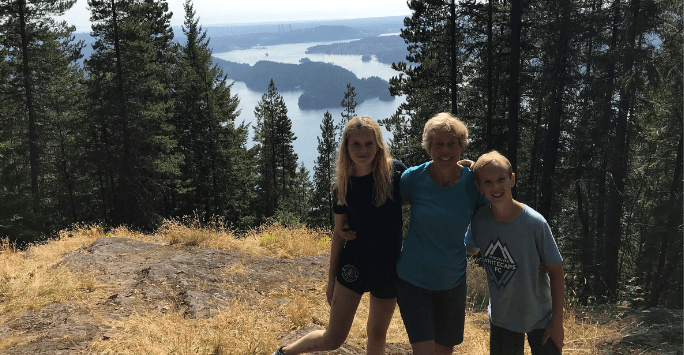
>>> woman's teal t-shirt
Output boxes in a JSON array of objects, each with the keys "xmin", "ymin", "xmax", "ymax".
[{"xmin": 397, "ymin": 162, "xmax": 487, "ymax": 290}]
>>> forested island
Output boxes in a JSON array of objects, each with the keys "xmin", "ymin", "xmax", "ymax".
[
  {"xmin": 215, "ymin": 58, "xmax": 394, "ymax": 109},
  {"xmin": 305, "ymin": 35, "xmax": 408, "ymax": 66}
]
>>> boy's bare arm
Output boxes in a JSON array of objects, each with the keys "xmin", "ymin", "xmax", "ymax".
[{"xmin": 543, "ymin": 262, "xmax": 565, "ymax": 352}]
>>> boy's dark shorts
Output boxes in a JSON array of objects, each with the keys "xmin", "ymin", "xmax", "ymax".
[
  {"xmin": 335, "ymin": 256, "xmax": 397, "ymax": 299},
  {"xmin": 396, "ymin": 277, "xmax": 466, "ymax": 346},
  {"xmin": 490, "ymin": 323, "xmax": 561, "ymax": 355}
]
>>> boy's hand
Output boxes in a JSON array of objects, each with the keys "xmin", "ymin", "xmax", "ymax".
[{"xmin": 543, "ymin": 316, "xmax": 564, "ymax": 353}]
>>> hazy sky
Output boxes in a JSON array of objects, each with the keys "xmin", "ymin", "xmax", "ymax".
[{"xmin": 60, "ymin": 0, "xmax": 412, "ymax": 32}]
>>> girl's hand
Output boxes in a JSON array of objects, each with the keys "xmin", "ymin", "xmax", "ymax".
[{"xmin": 326, "ymin": 279, "xmax": 335, "ymax": 305}]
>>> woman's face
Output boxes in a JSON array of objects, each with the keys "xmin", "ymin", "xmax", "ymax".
[
  {"xmin": 347, "ymin": 129, "xmax": 378, "ymax": 171},
  {"xmin": 428, "ymin": 129, "xmax": 464, "ymax": 170}
]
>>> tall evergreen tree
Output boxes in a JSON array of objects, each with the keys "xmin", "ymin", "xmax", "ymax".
[
  {"xmin": 173, "ymin": 0, "xmax": 251, "ymax": 224},
  {"xmin": 278, "ymin": 163, "xmax": 313, "ymax": 225},
  {"xmin": 253, "ymin": 79, "xmax": 298, "ymax": 219},
  {"xmin": 388, "ymin": 0, "xmax": 466, "ymax": 164},
  {"xmin": 632, "ymin": 0, "xmax": 683, "ymax": 308},
  {"xmin": 311, "ymin": 111, "xmax": 337, "ymax": 228},
  {"xmin": 84, "ymin": 0, "xmax": 179, "ymax": 229},
  {"xmin": 0, "ymin": 0, "xmax": 84, "ymax": 243},
  {"xmin": 338, "ymin": 83, "xmax": 357, "ymax": 137}
]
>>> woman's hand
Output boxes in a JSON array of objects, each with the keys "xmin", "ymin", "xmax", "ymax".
[
  {"xmin": 337, "ymin": 219, "xmax": 357, "ymax": 241},
  {"xmin": 458, "ymin": 159, "xmax": 474, "ymax": 167}
]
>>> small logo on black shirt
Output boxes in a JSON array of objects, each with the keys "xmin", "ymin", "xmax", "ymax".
[{"xmin": 482, "ymin": 239, "xmax": 517, "ymax": 288}]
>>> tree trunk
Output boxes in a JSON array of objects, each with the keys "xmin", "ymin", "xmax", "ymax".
[
  {"xmin": 508, "ymin": 0, "xmax": 521, "ymax": 184},
  {"xmin": 593, "ymin": 0, "xmax": 621, "ymax": 300},
  {"xmin": 539, "ymin": 2, "xmax": 571, "ymax": 219},
  {"xmin": 647, "ymin": 133, "xmax": 683, "ymax": 307},
  {"xmin": 601, "ymin": 0, "xmax": 640, "ymax": 302},
  {"xmin": 486, "ymin": 0, "xmax": 494, "ymax": 150},
  {"xmin": 449, "ymin": 0, "xmax": 458, "ymax": 115},
  {"xmin": 18, "ymin": 0, "xmax": 40, "ymax": 209}
]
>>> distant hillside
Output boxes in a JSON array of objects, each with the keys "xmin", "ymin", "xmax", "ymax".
[
  {"xmin": 208, "ymin": 25, "xmax": 362, "ymax": 52},
  {"xmin": 72, "ymin": 16, "xmax": 407, "ymax": 61},
  {"xmin": 215, "ymin": 58, "xmax": 393, "ymax": 110},
  {"xmin": 189, "ymin": 16, "xmax": 405, "ymax": 52}
]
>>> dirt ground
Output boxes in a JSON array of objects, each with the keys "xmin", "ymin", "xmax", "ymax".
[{"xmin": 0, "ymin": 237, "xmax": 680, "ymax": 354}]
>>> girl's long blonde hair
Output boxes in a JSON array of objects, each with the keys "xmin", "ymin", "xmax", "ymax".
[{"xmin": 334, "ymin": 116, "xmax": 394, "ymax": 206}]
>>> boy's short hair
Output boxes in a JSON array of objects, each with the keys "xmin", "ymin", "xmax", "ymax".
[{"xmin": 472, "ymin": 150, "xmax": 513, "ymax": 181}]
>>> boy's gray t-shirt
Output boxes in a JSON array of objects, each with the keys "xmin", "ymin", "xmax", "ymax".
[{"xmin": 466, "ymin": 204, "xmax": 563, "ymax": 333}]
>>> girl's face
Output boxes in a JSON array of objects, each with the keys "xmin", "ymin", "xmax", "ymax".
[
  {"xmin": 428, "ymin": 129, "xmax": 464, "ymax": 170},
  {"xmin": 347, "ymin": 129, "xmax": 379, "ymax": 173}
]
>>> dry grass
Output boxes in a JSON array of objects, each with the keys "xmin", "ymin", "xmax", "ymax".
[
  {"xmin": 89, "ymin": 298, "xmax": 282, "ymax": 355},
  {"xmin": 0, "ymin": 225, "xmax": 111, "ymax": 317},
  {"xmin": 0, "ymin": 220, "xmax": 643, "ymax": 354},
  {"xmin": 156, "ymin": 219, "xmax": 331, "ymax": 258}
]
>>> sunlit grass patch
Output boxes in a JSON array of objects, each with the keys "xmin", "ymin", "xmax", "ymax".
[
  {"xmin": 249, "ymin": 222, "xmax": 331, "ymax": 258},
  {"xmin": 90, "ymin": 298, "xmax": 281, "ymax": 355},
  {"xmin": 0, "ymin": 224, "xmax": 109, "ymax": 318}
]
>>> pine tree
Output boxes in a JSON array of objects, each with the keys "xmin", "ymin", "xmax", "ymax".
[
  {"xmin": 312, "ymin": 111, "xmax": 337, "ymax": 228},
  {"xmin": 84, "ymin": 0, "xmax": 179, "ymax": 229},
  {"xmin": 0, "ymin": 0, "xmax": 84, "ymax": 243},
  {"xmin": 278, "ymin": 163, "xmax": 313, "ymax": 226},
  {"xmin": 388, "ymin": 0, "xmax": 466, "ymax": 164},
  {"xmin": 253, "ymin": 79, "xmax": 298, "ymax": 219},
  {"xmin": 173, "ymin": 0, "xmax": 250, "ymax": 224},
  {"xmin": 338, "ymin": 83, "xmax": 357, "ymax": 137}
]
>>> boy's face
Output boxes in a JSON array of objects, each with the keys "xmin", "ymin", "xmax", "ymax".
[{"xmin": 475, "ymin": 164, "xmax": 515, "ymax": 204}]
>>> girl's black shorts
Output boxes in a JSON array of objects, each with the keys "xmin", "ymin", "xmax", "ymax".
[{"xmin": 335, "ymin": 251, "xmax": 398, "ymax": 299}]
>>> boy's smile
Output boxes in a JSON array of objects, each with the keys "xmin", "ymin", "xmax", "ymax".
[{"xmin": 475, "ymin": 164, "xmax": 515, "ymax": 204}]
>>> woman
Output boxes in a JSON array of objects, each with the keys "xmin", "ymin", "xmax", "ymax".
[
  {"xmin": 396, "ymin": 112, "xmax": 487, "ymax": 355},
  {"xmin": 273, "ymin": 117, "xmax": 407, "ymax": 355}
]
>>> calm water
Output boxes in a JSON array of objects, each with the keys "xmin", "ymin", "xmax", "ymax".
[{"xmin": 213, "ymin": 40, "xmax": 404, "ymax": 172}]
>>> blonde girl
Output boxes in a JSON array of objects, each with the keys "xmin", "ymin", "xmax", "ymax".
[{"xmin": 273, "ymin": 117, "xmax": 407, "ymax": 355}]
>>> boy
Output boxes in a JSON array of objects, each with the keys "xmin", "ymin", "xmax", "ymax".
[{"xmin": 466, "ymin": 151, "xmax": 565, "ymax": 355}]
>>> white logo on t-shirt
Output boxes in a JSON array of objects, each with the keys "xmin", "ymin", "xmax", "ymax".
[{"xmin": 482, "ymin": 239, "xmax": 517, "ymax": 288}]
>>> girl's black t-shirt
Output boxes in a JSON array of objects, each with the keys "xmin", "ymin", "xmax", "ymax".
[{"xmin": 333, "ymin": 160, "xmax": 407, "ymax": 267}]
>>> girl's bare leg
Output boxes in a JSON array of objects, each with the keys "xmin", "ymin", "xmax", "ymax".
[
  {"xmin": 365, "ymin": 295, "xmax": 397, "ymax": 355},
  {"xmin": 281, "ymin": 281, "xmax": 361, "ymax": 354}
]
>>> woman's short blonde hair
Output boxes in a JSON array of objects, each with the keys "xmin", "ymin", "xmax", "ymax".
[{"xmin": 422, "ymin": 112, "xmax": 469, "ymax": 151}]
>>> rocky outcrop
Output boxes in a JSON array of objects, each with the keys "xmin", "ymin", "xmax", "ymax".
[
  {"xmin": 619, "ymin": 308, "xmax": 683, "ymax": 354},
  {"xmin": 1, "ymin": 237, "xmax": 332, "ymax": 354}
]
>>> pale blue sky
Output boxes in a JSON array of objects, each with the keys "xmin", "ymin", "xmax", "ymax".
[{"xmin": 60, "ymin": 0, "xmax": 412, "ymax": 32}]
